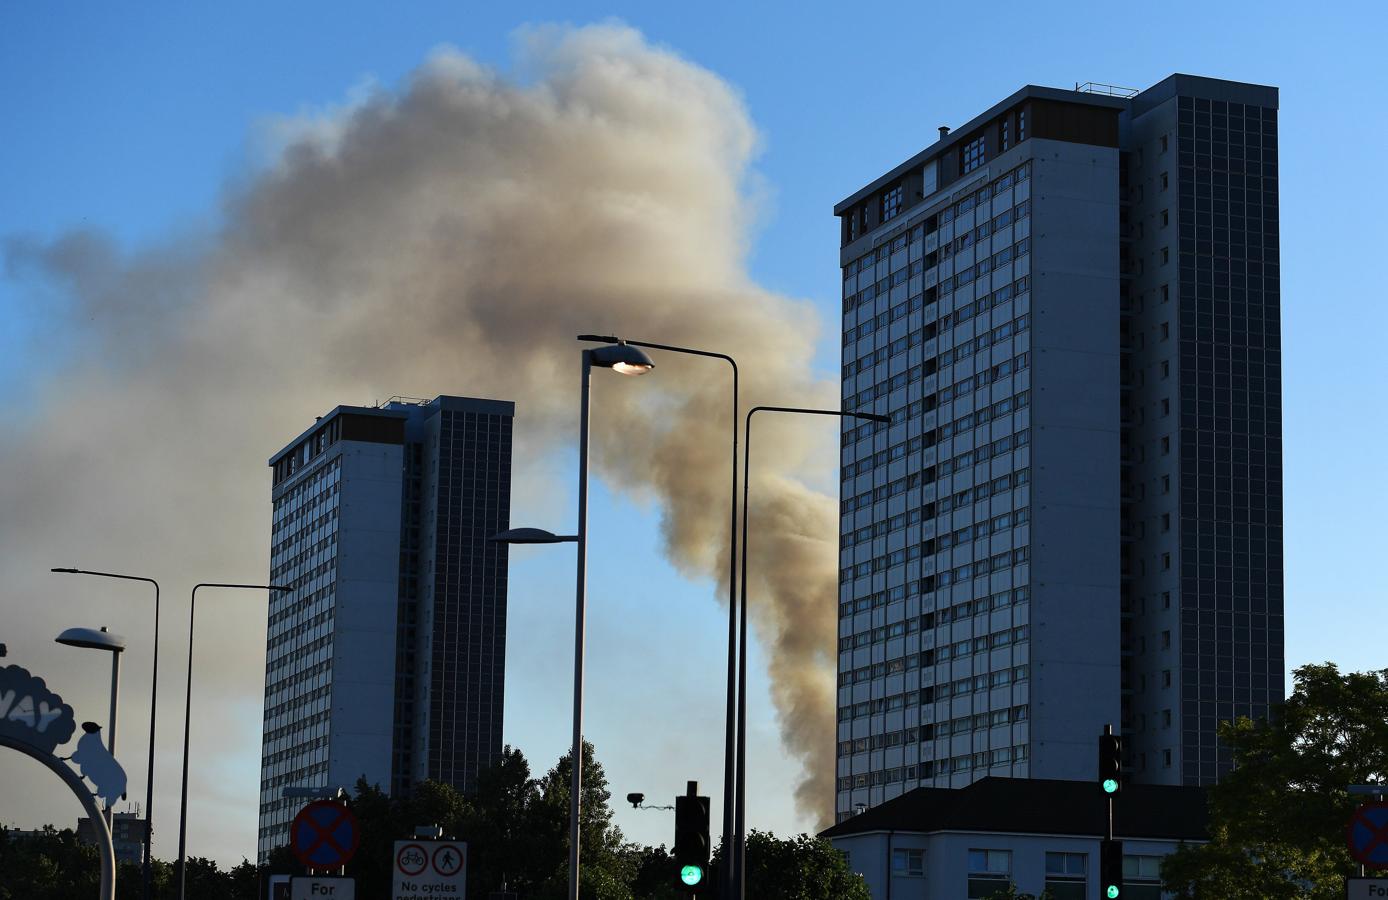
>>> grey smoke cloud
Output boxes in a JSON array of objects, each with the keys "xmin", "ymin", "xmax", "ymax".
[{"xmin": 1, "ymin": 24, "xmax": 841, "ymax": 839}]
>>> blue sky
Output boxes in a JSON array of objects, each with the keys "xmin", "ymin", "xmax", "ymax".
[{"xmin": 3, "ymin": 0, "xmax": 1385, "ymax": 865}]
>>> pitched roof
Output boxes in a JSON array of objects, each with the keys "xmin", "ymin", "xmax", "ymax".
[{"xmin": 820, "ymin": 777, "xmax": 1209, "ymax": 842}]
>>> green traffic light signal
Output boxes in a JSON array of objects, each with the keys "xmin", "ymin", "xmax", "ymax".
[
  {"xmin": 680, "ymin": 864, "xmax": 704, "ymax": 886},
  {"xmin": 1102, "ymin": 777, "xmax": 1119, "ymax": 794},
  {"xmin": 1106, "ymin": 885, "xmax": 1120, "ymax": 898}
]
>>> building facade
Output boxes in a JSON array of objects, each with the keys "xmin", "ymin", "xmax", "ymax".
[
  {"xmin": 833, "ymin": 75, "xmax": 1282, "ymax": 821},
  {"xmin": 822, "ymin": 777, "xmax": 1207, "ymax": 900},
  {"xmin": 257, "ymin": 395, "xmax": 513, "ymax": 859}
]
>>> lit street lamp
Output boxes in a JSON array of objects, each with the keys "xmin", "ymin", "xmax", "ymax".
[
  {"xmin": 52, "ymin": 567, "xmax": 161, "ymax": 900},
  {"xmin": 175, "ymin": 582, "xmax": 291, "ymax": 900},
  {"xmin": 492, "ymin": 338, "xmax": 654, "ymax": 900},
  {"xmin": 578, "ymin": 333, "xmax": 741, "ymax": 900},
  {"xmin": 732, "ymin": 405, "xmax": 889, "ymax": 895}
]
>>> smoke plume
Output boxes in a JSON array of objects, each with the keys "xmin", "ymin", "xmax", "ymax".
[{"xmin": 1, "ymin": 25, "xmax": 841, "ymax": 834}]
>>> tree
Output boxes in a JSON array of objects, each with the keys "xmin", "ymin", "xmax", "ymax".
[
  {"xmin": 1161, "ymin": 663, "xmax": 1388, "ymax": 900},
  {"xmin": 729, "ymin": 830, "xmax": 871, "ymax": 900}
]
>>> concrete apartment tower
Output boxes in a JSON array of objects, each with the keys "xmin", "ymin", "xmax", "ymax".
[
  {"xmin": 257, "ymin": 395, "xmax": 513, "ymax": 859},
  {"xmin": 833, "ymin": 74, "xmax": 1282, "ymax": 821}
]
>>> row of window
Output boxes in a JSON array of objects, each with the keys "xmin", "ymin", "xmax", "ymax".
[
  {"xmin": 838, "ymin": 705, "xmax": 1031, "ymax": 757},
  {"xmin": 839, "ymin": 626, "xmax": 1031, "ymax": 679},
  {"xmin": 843, "ymin": 465, "xmax": 1029, "ymax": 546},
  {"xmin": 843, "ymin": 349, "xmax": 1032, "ymax": 438},
  {"xmin": 837, "ymin": 666, "xmax": 1032, "ymax": 720},
  {"xmin": 838, "ymin": 580, "xmax": 1029, "ymax": 620},
  {"xmin": 847, "ymin": 159, "xmax": 1033, "ymax": 252},
  {"xmin": 836, "ymin": 743, "xmax": 1032, "ymax": 792},
  {"xmin": 842, "ymin": 388, "xmax": 1031, "ymax": 483},
  {"xmin": 843, "ymin": 202, "xmax": 1032, "ymax": 314},
  {"xmin": 844, "ymin": 537, "xmax": 1031, "ymax": 584}
]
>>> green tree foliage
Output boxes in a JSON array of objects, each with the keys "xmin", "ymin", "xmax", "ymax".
[
  {"xmin": 0, "ymin": 825, "xmax": 232, "ymax": 900},
  {"xmin": 1161, "ymin": 663, "xmax": 1388, "ymax": 900},
  {"xmin": 1, "ymin": 740, "xmax": 872, "ymax": 899},
  {"xmin": 727, "ymin": 830, "xmax": 871, "ymax": 900}
]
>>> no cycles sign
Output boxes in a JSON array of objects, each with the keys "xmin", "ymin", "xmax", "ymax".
[{"xmin": 393, "ymin": 840, "xmax": 467, "ymax": 900}]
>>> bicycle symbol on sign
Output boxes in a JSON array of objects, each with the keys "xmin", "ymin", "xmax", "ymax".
[{"xmin": 396, "ymin": 843, "xmax": 429, "ymax": 877}]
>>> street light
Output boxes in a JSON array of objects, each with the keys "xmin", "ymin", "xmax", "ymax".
[
  {"xmin": 732, "ymin": 406, "xmax": 889, "ymax": 895},
  {"xmin": 52, "ymin": 567, "xmax": 161, "ymax": 900},
  {"xmin": 54, "ymin": 625, "xmax": 127, "ymax": 830},
  {"xmin": 579, "ymin": 333, "xmax": 740, "ymax": 899},
  {"xmin": 175, "ymin": 582, "xmax": 292, "ymax": 900},
  {"xmin": 492, "ymin": 338, "xmax": 653, "ymax": 900}
]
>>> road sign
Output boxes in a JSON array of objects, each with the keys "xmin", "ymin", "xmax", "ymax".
[
  {"xmin": 291, "ymin": 876, "xmax": 354, "ymax": 899},
  {"xmin": 290, "ymin": 801, "xmax": 361, "ymax": 870},
  {"xmin": 1347, "ymin": 801, "xmax": 1388, "ymax": 869},
  {"xmin": 393, "ymin": 839, "xmax": 467, "ymax": 900},
  {"xmin": 268, "ymin": 874, "xmax": 291, "ymax": 900},
  {"xmin": 1346, "ymin": 877, "xmax": 1388, "ymax": 899}
]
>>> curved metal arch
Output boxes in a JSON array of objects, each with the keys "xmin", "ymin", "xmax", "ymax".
[{"xmin": 0, "ymin": 733, "xmax": 115, "ymax": 900}]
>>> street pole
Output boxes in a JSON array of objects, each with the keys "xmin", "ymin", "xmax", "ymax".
[
  {"xmin": 52, "ymin": 568, "xmax": 161, "ymax": 900},
  {"xmin": 106, "ymin": 636, "xmax": 121, "ymax": 829},
  {"xmin": 568, "ymin": 350, "xmax": 592, "ymax": 900},
  {"xmin": 176, "ymin": 582, "xmax": 290, "ymax": 900},
  {"xmin": 734, "ymin": 406, "xmax": 888, "ymax": 895},
  {"xmin": 578, "ymin": 335, "xmax": 741, "ymax": 895}
]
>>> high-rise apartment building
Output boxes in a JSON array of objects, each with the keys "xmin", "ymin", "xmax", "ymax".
[
  {"xmin": 258, "ymin": 395, "xmax": 513, "ymax": 858},
  {"xmin": 833, "ymin": 74, "xmax": 1282, "ymax": 821}
]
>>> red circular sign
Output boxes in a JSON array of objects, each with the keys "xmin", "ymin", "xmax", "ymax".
[
  {"xmin": 433, "ymin": 843, "xmax": 465, "ymax": 877},
  {"xmin": 1346, "ymin": 800, "xmax": 1388, "ymax": 868},
  {"xmin": 396, "ymin": 843, "xmax": 429, "ymax": 877},
  {"xmin": 290, "ymin": 801, "xmax": 360, "ymax": 869}
]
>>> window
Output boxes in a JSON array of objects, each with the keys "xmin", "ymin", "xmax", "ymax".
[
  {"xmin": 1159, "ymin": 134, "xmax": 1169, "ymax": 153},
  {"xmin": 1160, "ymin": 171, "xmax": 1169, "ymax": 191},
  {"xmin": 1044, "ymin": 852, "xmax": 1088, "ymax": 900},
  {"xmin": 1161, "ymin": 629, "xmax": 1172, "ymax": 649},
  {"xmin": 882, "ymin": 185, "xmax": 903, "ymax": 222},
  {"xmin": 1164, "ymin": 748, "xmax": 1173, "ymax": 767},
  {"xmin": 962, "ymin": 135, "xmax": 986, "ymax": 173},
  {"xmin": 1161, "ymin": 247, "xmax": 1170, "ymax": 265},
  {"xmin": 1161, "ymin": 209, "xmax": 1170, "ymax": 228},
  {"xmin": 967, "ymin": 849, "xmax": 1012, "ymax": 899},
  {"xmin": 1001, "ymin": 117, "xmax": 1011, "ymax": 151},
  {"xmin": 1123, "ymin": 855, "xmax": 1164, "ymax": 900},
  {"xmin": 891, "ymin": 848, "xmax": 925, "ymax": 877},
  {"xmin": 1018, "ymin": 109, "xmax": 1027, "ymax": 140}
]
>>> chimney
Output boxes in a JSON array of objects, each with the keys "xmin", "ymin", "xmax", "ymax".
[{"xmin": 938, "ymin": 125, "xmax": 950, "ymax": 140}]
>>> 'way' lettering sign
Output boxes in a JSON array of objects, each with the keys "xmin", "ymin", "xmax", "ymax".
[{"xmin": 0, "ymin": 665, "xmax": 77, "ymax": 756}]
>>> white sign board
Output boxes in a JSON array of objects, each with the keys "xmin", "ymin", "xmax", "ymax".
[
  {"xmin": 393, "ymin": 839, "xmax": 467, "ymax": 900},
  {"xmin": 291, "ymin": 877, "xmax": 354, "ymax": 900},
  {"xmin": 1347, "ymin": 878, "xmax": 1388, "ymax": 899}
]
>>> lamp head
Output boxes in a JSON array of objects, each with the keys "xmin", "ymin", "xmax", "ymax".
[
  {"xmin": 490, "ymin": 527, "xmax": 578, "ymax": 544},
  {"xmin": 588, "ymin": 342, "xmax": 654, "ymax": 376},
  {"xmin": 55, "ymin": 626, "xmax": 126, "ymax": 653}
]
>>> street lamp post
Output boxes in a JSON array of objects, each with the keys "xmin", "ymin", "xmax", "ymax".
[
  {"xmin": 732, "ymin": 406, "xmax": 889, "ymax": 896},
  {"xmin": 578, "ymin": 334, "xmax": 740, "ymax": 898},
  {"xmin": 175, "ymin": 582, "xmax": 291, "ymax": 900},
  {"xmin": 52, "ymin": 567, "xmax": 161, "ymax": 900},
  {"xmin": 54, "ymin": 625, "xmax": 127, "ymax": 829},
  {"xmin": 492, "ymin": 339, "xmax": 654, "ymax": 900}
]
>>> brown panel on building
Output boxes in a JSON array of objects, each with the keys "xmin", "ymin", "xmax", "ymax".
[
  {"xmin": 340, "ymin": 413, "xmax": 406, "ymax": 445},
  {"xmin": 1029, "ymin": 99, "xmax": 1120, "ymax": 148}
]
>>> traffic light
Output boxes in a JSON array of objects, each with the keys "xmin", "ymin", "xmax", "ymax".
[
  {"xmin": 1098, "ymin": 731, "xmax": 1123, "ymax": 795},
  {"xmin": 673, "ymin": 782, "xmax": 710, "ymax": 894},
  {"xmin": 1099, "ymin": 838, "xmax": 1123, "ymax": 898}
]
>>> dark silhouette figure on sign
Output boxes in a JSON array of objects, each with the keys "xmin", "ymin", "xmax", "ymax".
[{"xmin": 70, "ymin": 721, "xmax": 126, "ymax": 807}]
